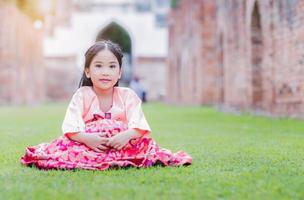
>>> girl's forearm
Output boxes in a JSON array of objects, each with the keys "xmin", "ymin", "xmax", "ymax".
[
  {"xmin": 123, "ymin": 129, "xmax": 143, "ymax": 140},
  {"xmin": 66, "ymin": 132, "xmax": 88, "ymax": 144},
  {"xmin": 67, "ymin": 129, "xmax": 143, "ymax": 145}
]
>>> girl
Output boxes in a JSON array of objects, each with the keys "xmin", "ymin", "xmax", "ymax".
[{"xmin": 20, "ymin": 40, "xmax": 192, "ymax": 170}]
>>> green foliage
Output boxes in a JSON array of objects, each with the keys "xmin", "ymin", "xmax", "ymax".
[
  {"xmin": 171, "ymin": 0, "xmax": 180, "ymax": 9},
  {"xmin": 97, "ymin": 22, "xmax": 132, "ymax": 54},
  {"xmin": 0, "ymin": 103, "xmax": 304, "ymax": 199}
]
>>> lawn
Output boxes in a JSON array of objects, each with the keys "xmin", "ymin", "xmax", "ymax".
[{"xmin": 0, "ymin": 103, "xmax": 304, "ymax": 199}]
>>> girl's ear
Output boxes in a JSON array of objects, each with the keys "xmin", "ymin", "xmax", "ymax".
[{"xmin": 85, "ymin": 69, "xmax": 90, "ymax": 78}]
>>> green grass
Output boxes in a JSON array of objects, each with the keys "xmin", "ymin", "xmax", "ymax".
[{"xmin": 0, "ymin": 103, "xmax": 304, "ymax": 199}]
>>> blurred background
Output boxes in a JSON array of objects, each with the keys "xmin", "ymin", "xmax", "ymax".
[{"xmin": 0, "ymin": 0, "xmax": 304, "ymax": 118}]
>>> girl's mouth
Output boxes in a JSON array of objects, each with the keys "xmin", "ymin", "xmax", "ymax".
[{"xmin": 99, "ymin": 78, "xmax": 111, "ymax": 83}]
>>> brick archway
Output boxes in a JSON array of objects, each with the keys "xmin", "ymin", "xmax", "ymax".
[{"xmin": 96, "ymin": 22, "xmax": 133, "ymax": 84}]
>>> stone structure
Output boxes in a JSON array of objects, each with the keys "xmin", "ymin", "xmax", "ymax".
[
  {"xmin": 43, "ymin": 0, "xmax": 170, "ymax": 101},
  {"xmin": 0, "ymin": 3, "xmax": 45, "ymax": 104},
  {"xmin": 167, "ymin": 0, "xmax": 304, "ymax": 117}
]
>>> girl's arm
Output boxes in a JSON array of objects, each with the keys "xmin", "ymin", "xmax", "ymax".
[
  {"xmin": 67, "ymin": 132, "xmax": 109, "ymax": 152},
  {"xmin": 66, "ymin": 132, "xmax": 88, "ymax": 143},
  {"xmin": 106, "ymin": 129, "xmax": 142, "ymax": 150},
  {"xmin": 123, "ymin": 128, "xmax": 143, "ymax": 140}
]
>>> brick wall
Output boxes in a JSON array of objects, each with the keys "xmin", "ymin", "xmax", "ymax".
[
  {"xmin": 134, "ymin": 57, "xmax": 166, "ymax": 100},
  {"xmin": 0, "ymin": 3, "xmax": 45, "ymax": 104},
  {"xmin": 167, "ymin": 0, "xmax": 304, "ymax": 117},
  {"xmin": 44, "ymin": 56, "xmax": 79, "ymax": 101}
]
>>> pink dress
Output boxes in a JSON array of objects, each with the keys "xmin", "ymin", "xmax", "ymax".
[{"xmin": 20, "ymin": 86, "xmax": 192, "ymax": 170}]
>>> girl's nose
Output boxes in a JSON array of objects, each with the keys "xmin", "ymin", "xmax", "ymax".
[{"xmin": 100, "ymin": 68, "xmax": 110, "ymax": 76}]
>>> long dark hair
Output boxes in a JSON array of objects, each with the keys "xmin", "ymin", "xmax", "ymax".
[{"xmin": 78, "ymin": 40, "xmax": 123, "ymax": 88}]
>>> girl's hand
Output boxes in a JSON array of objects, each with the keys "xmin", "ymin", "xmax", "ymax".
[
  {"xmin": 82, "ymin": 132, "xmax": 109, "ymax": 153},
  {"xmin": 106, "ymin": 132, "xmax": 131, "ymax": 151}
]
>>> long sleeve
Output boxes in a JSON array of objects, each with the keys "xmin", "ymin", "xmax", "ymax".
[
  {"xmin": 125, "ymin": 89, "xmax": 151, "ymax": 135},
  {"xmin": 61, "ymin": 89, "xmax": 86, "ymax": 136}
]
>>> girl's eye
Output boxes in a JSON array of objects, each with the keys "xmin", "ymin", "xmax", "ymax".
[
  {"xmin": 110, "ymin": 65, "xmax": 116, "ymax": 69},
  {"xmin": 95, "ymin": 64, "xmax": 102, "ymax": 68}
]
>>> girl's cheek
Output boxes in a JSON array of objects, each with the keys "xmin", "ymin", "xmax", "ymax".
[{"xmin": 91, "ymin": 68, "xmax": 99, "ymax": 73}]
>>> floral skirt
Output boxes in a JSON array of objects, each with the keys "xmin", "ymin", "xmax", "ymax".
[{"xmin": 20, "ymin": 118, "xmax": 192, "ymax": 170}]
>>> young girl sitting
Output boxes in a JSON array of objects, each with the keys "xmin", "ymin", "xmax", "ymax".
[{"xmin": 20, "ymin": 40, "xmax": 192, "ymax": 170}]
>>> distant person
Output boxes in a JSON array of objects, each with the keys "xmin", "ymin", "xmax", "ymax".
[
  {"xmin": 129, "ymin": 76, "xmax": 146, "ymax": 103},
  {"xmin": 20, "ymin": 40, "xmax": 192, "ymax": 170}
]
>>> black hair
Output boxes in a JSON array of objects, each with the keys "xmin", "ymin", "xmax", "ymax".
[{"xmin": 78, "ymin": 40, "xmax": 123, "ymax": 88}]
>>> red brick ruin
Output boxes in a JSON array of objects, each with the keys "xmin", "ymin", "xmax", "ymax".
[
  {"xmin": 1, "ymin": 0, "xmax": 304, "ymax": 118},
  {"xmin": 0, "ymin": 3, "xmax": 45, "ymax": 104},
  {"xmin": 167, "ymin": 0, "xmax": 304, "ymax": 117}
]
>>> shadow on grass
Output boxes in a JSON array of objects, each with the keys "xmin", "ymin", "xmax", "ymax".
[{"xmin": 25, "ymin": 160, "xmax": 191, "ymax": 172}]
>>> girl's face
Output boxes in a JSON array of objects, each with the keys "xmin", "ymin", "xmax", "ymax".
[{"xmin": 85, "ymin": 49, "xmax": 122, "ymax": 91}]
